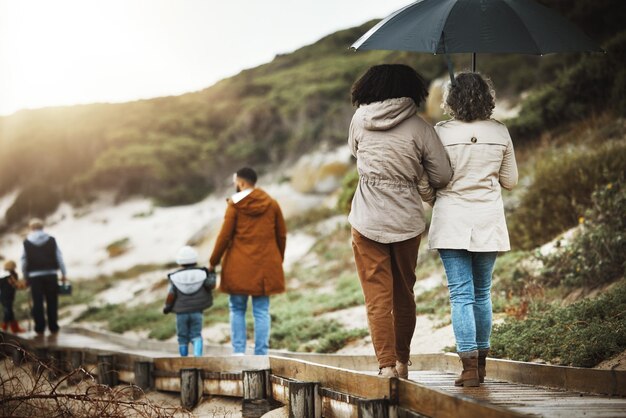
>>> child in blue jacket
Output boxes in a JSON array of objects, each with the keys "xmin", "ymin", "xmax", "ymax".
[{"xmin": 163, "ymin": 246, "xmax": 216, "ymax": 357}]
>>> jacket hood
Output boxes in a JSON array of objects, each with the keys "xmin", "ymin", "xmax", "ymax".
[
  {"xmin": 26, "ymin": 230, "xmax": 52, "ymax": 246},
  {"xmin": 232, "ymin": 188, "xmax": 273, "ymax": 216},
  {"xmin": 359, "ymin": 97, "xmax": 417, "ymax": 131},
  {"xmin": 169, "ymin": 268, "xmax": 208, "ymax": 294}
]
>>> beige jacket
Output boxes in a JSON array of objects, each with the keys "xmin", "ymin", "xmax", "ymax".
[
  {"xmin": 428, "ymin": 119, "xmax": 518, "ymax": 252},
  {"xmin": 348, "ymin": 98, "xmax": 452, "ymax": 244}
]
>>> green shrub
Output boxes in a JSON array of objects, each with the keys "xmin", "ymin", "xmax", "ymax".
[
  {"xmin": 491, "ymin": 281, "xmax": 626, "ymax": 367},
  {"xmin": 508, "ymin": 141, "xmax": 626, "ymax": 249},
  {"xmin": 509, "ymin": 31, "xmax": 626, "ymax": 141},
  {"xmin": 5, "ymin": 184, "xmax": 61, "ymax": 226},
  {"xmin": 541, "ymin": 179, "xmax": 626, "ymax": 287},
  {"xmin": 337, "ymin": 169, "xmax": 358, "ymax": 214}
]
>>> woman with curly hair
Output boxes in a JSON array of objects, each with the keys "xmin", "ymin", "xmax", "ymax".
[
  {"xmin": 348, "ymin": 64, "xmax": 452, "ymax": 378},
  {"xmin": 428, "ymin": 72, "xmax": 518, "ymax": 387}
]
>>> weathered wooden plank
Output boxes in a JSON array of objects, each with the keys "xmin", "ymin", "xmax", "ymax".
[
  {"xmin": 398, "ymin": 379, "xmax": 527, "ymax": 418},
  {"xmin": 271, "ymin": 375, "xmax": 290, "ymax": 405},
  {"xmin": 155, "ymin": 375, "xmax": 243, "ymax": 397},
  {"xmin": 154, "ymin": 355, "xmax": 269, "ymax": 373},
  {"xmin": 357, "ymin": 398, "xmax": 389, "ymax": 418},
  {"xmin": 321, "ymin": 396, "xmax": 358, "ymax": 418},
  {"xmin": 269, "ymin": 356, "xmax": 393, "ymax": 401}
]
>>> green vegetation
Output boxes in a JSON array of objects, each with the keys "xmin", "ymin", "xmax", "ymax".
[
  {"xmin": 508, "ymin": 141, "xmax": 626, "ymax": 249},
  {"xmin": 2, "ymin": 1, "xmax": 621, "ymax": 226},
  {"xmin": 541, "ymin": 179, "xmax": 626, "ymax": 287},
  {"xmin": 491, "ymin": 280, "xmax": 626, "ymax": 367}
]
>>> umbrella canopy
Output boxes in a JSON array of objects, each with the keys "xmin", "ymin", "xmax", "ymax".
[{"xmin": 351, "ymin": 0, "xmax": 602, "ymax": 74}]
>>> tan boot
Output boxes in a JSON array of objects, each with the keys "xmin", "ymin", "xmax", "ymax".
[
  {"xmin": 396, "ymin": 360, "xmax": 411, "ymax": 379},
  {"xmin": 454, "ymin": 350, "xmax": 480, "ymax": 387},
  {"xmin": 378, "ymin": 366, "xmax": 398, "ymax": 378},
  {"xmin": 478, "ymin": 349, "xmax": 489, "ymax": 383}
]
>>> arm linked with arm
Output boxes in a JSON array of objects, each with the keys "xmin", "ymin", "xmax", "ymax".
[
  {"xmin": 499, "ymin": 140, "xmax": 519, "ymax": 190},
  {"xmin": 417, "ymin": 174, "xmax": 436, "ymax": 206},
  {"xmin": 422, "ymin": 126, "xmax": 453, "ymax": 189},
  {"xmin": 209, "ymin": 203, "xmax": 237, "ymax": 267}
]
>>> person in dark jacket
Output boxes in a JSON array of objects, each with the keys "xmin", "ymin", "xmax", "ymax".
[
  {"xmin": 163, "ymin": 246, "xmax": 216, "ymax": 357},
  {"xmin": 1, "ymin": 260, "xmax": 27, "ymax": 333},
  {"xmin": 20, "ymin": 218, "xmax": 67, "ymax": 335}
]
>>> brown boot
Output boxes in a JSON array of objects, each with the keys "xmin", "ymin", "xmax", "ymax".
[
  {"xmin": 454, "ymin": 350, "xmax": 480, "ymax": 387},
  {"xmin": 396, "ymin": 360, "xmax": 411, "ymax": 379},
  {"xmin": 9, "ymin": 321, "xmax": 25, "ymax": 333},
  {"xmin": 478, "ymin": 349, "xmax": 489, "ymax": 383}
]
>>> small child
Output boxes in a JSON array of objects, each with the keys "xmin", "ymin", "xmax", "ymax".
[
  {"xmin": 163, "ymin": 246, "xmax": 216, "ymax": 357},
  {"xmin": 1, "ymin": 260, "xmax": 26, "ymax": 333}
]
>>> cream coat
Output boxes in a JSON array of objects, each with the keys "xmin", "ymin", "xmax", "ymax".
[
  {"xmin": 348, "ymin": 98, "xmax": 452, "ymax": 244},
  {"xmin": 428, "ymin": 119, "xmax": 518, "ymax": 252}
]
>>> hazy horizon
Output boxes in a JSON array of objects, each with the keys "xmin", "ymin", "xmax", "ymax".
[{"xmin": 0, "ymin": 0, "xmax": 411, "ymax": 116}]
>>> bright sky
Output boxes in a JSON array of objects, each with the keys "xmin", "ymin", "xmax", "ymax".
[{"xmin": 0, "ymin": 0, "xmax": 411, "ymax": 116}]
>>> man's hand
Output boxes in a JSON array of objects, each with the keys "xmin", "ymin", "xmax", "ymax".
[
  {"xmin": 61, "ymin": 276, "xmax": 67, "ymax": 284},
  {"xmin": 208, "ymin": 265, "xmax": 216, "ymax": 273},
  {"xmin": 163, "ymin": 306, "xmax": 172, "ymax": 314}
]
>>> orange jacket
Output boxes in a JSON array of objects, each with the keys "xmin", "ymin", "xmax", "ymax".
[{"xmin": 210, "ymin": 188, "xmax": 287, "ymax": 296}]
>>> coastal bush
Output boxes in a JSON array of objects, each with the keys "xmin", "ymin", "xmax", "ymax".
[
  {"xmin": 4, "ymin": 184, "xmax": 61, "ymax": 226},
  {"xmin": 541, "ymin": 179, "xmax": 626, "ymax": 287},
  {"xmin": 337, "ymin": 169, "xmax": 358, "ymax": 214},
  {"xmin": 491, "ymin": 280, "xmax": 626, "ymax": 367},
  {"xmin": 508, "ymin": 141, "xmax": 626, "ymax": 249},
  {"xmin": 508, "ymin": 31, "xmax": 626, "ymax": 141}
]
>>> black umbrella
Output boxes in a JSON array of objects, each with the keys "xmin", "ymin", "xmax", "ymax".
[{"xmin": 351, "ymin": 0, "xmax": 603, "ymax": 81}]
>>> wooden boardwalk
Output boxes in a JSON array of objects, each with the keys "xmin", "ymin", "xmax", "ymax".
[{"xmin": 1, "ymin": 328, "xmax": 625, "ymax": 418}]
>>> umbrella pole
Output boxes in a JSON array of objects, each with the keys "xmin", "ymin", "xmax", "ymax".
[{"xmin": 472, "ymin": 53, "xmax": 476, "ymax": 72}]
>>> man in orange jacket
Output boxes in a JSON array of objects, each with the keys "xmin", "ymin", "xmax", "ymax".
[{"xmin": 209, "ymin": 167, "xmax": 287, "ymax": 355}]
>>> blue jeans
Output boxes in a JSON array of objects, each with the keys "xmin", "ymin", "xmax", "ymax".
[
  {"xmin": 176, "ymin": 312, "xmax": 203, "ymax": 345},
  {"xmin": 229, "ymin": 294, "xmax": 270, "ymax": 355},
  {"xmin": 439, "ymin": 250, "xmax": 498, "ymax": 353}
]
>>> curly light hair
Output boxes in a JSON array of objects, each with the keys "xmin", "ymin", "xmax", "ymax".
[{"xmin": 442, "ymin": 72, "xmax": 496, "ymax": 122}]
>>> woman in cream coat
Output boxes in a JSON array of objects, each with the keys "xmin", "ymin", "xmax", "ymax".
[{"xmin": 428, "ymin": 72, "xmax": 518, "ymax": 387}]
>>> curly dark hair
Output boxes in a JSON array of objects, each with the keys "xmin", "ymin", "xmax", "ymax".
[
  {"xmin": 444, "ymin": 72, "xmax": 495, "ymax": 121},
  {"xmin": 351, "ymin": 64, "xmax": 428, "ymax": 107}
]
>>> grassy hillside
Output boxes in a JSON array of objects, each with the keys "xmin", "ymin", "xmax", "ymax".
[{"xmin": 1, "ymin": 1, "xmax": 623, "ymax": 229}]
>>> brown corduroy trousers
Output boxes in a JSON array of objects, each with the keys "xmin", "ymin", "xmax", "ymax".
[{"xmin": 351, "ymin": 228, "xmax": 421, "ymax": 369}]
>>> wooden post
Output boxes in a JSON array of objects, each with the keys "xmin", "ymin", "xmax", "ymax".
[
  {"xmin": 289, "ymin": 381, "xmax": 317, "ymax": 418},
  {"xmin": 180, "ymin": 368, "xmax": 203, "ymax": 410},
  {"xmin": 134, "ymin": 361, "xmax": 153, "ymax": 390},
  {"xmin": 242, "ymin": 369, "xmax": 271, "ymax": 418},
  {"xmin": 97, "ymin": 354, "xmax": 119, "ymax": 387},
  {"xmin": 358, "ymin": 399, "xmax": 389, "ymax": 418}
]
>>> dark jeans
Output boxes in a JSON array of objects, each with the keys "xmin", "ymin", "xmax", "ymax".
[
  {"xmin": 30, "ymin": 275, "xmax": 59, "ymax": 333},
  {"xmin": 1, "ymin": 299, "xmax": 15, "ymax": 322}
]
